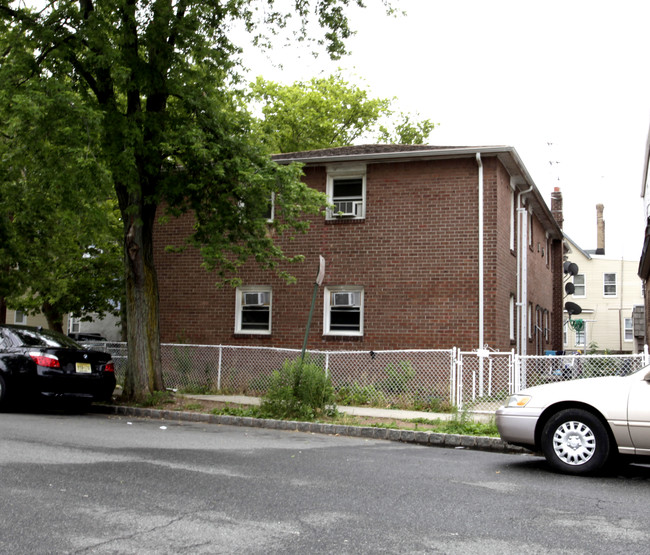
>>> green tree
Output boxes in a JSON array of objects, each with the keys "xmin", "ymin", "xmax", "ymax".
[
  {"xmin": 0, "ymin": 0, "xmax": 375, "ymax": 402},
  {"xmin": 0, "ymin": 66, "xmax": 123, "ymax": 332},
  {"xmin": 250, "ymin": 73, "xmax": 435, "ymax": 153}
]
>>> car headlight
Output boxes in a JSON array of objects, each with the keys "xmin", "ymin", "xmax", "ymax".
[{"xmin": 505, "ymin": 394, "xmax": 532, "ymax": 407}]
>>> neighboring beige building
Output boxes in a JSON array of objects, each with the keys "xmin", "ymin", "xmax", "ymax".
[
  {"xmin": 5, "ymin": 308, "xmax": 52, "ymax": 330},
  {"xmin": 563, "ymin": 227, "xmax": 644, "ymax": 354},
  {"xmin": 4, "ymin": 308, "xmax": 122, "ymax": 341}
]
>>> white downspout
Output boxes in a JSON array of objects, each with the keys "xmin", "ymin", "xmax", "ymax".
[
  {"xmin": 476, "ymin": 153, "xmax": 485, "ymax": 396},
  {"xmin": 517, "ymin": 186, "xmax": 533, "ymax": 358}
]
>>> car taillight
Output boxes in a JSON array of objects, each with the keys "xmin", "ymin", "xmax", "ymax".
[
  {"xmin": 29, "ymin": 352, "xmax": 61, "ymax": 369},
  {"xmin": 104, "ymin": 361, "xmax": 115, "ymax": 373}
]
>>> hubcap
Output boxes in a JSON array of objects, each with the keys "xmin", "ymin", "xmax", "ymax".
[{"xmin": 552, "ymin": 420, "xmax": 596, "ymax": 466}]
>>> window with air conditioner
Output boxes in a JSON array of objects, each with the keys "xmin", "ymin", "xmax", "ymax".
[
  {"xmin": 235, "ymin": 287, "xmax": 272, "ymax": 334},
  {"xmin": 324, "ymin": 287, "xmax": 363, "ymax": 335},
  {"xmin": 326, "ymin": 167, "xmax": 366, "ymax": 220}
]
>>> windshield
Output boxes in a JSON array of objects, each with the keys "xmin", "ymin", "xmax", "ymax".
[{"xmin": 8, "ymin": 327, "xmax": 82, "ymax": 349}]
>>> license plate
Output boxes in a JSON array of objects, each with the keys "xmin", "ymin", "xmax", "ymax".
[{"xmin": 76, "ymin": 363, "xmax": 92, "ymax": 374}]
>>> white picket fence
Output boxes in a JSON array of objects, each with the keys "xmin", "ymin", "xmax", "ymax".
[{"xmin": 84, "ymin": 342, "xmax": 649, "ymax": 412}]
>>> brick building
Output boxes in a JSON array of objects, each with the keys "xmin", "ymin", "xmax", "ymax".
[{"xmin": 154, "ymin": 145, "xmax": 564, "ymax": 354}]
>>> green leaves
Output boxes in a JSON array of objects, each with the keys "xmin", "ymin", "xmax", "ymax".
[
  {"xmin": 250, "ymin": 72, "xmax": 435, "ymax": 153},
  {"xmin": 0, "ymin": 56, "xmax": 123, "ymax": 327}
]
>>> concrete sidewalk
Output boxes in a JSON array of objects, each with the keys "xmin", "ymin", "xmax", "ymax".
[{"xmin": 182, "ymin": 394, "xmax": 495, "ymax": 423}]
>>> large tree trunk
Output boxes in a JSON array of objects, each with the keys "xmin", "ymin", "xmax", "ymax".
[
  {"xmin": 121, "ymin": 202, "xmax": 164, "ymax": 402},
  {"xmin": 42, "ymin": 302, "xmax": 64, "ymax": 333}
]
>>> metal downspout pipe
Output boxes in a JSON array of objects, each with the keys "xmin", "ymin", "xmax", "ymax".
[
  {"xmin": 476, "ymin": 153, "xmax": 485, "ymax": 396},
  {"xmin": 517, "ymin": 185, "xmax": 533, "ymax": 358},
  {"xmin": 477, "ymin": 153, "xmax": 484, "ymax": 354}
]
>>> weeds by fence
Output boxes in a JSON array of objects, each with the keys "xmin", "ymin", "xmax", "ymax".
[{"xmin": 83, "ymin": 341, "xmax": 649, "ymax": 413}]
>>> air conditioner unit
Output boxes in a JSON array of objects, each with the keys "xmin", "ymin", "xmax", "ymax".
[
  {"xmin": 243, "ymin": 292, "xmax": 266, "ymax": 306},
  {"xmin": 333, "ymin": 200, "xmax": 362, "ymax": 217},
  {"xmin": 332, "ymin": 292, "xmax": 355, "ymax": 307}
]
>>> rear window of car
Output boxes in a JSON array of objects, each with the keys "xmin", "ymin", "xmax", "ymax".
[{"xmin": 8, "ymin": 328, "xmax": 81, "ymax": 349}]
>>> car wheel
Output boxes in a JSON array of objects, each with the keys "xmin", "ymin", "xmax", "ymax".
[
  {"xmin": 0, "ymin": 375, "xmax": 7, "ymax": 412},
  {"xmin": 541, "ymin": 408, "xmax": 612, "ymax": 475}
]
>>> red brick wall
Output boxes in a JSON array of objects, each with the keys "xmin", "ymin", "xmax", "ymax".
[{"xmin": 153, "ymin": 155, "xmax": 560, "ymax": 352}]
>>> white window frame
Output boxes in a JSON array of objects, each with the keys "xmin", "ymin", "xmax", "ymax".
[
  {"xmin": 543, "ymin": 309, "xmax": 550, "ymax": 342},
  {"xmin": 264, "ymin": 192, "xmax": 275, "ymax": 223},
  {"xmin": 14, "ymin": 310, "xmax": 26, "ymax": 325},
  {"xmin": 573, "ymin": 273, "xmax": 586, "ymax": 298},
  {"xmin": 326, "ymin": 165, "xmax": 366, "ymax": 220},
  {"xmin": 509, "ymin": 186, "xmax": 515, "ymax": 251},
  {"xmin": 603, "ymin": 273, "xmax": 617, "ymax": 297},
  {"xmin": 575, "ymin": 324, "xmax": 586, "ymax": 347},
  {"xmin": 235, "ymin": 286, "xmax": 272, "ymax": 335},
  {"xmin": 323, "ymin": 286, "xmax": 364, "ymax": 336},
  {"xmin": 527, "ymin": 302, "xmax": 532, "ymax": 340},
  {"xmin": 624, "ymin": 317, "xmax": 633, "ymax": 342},
  {"xmin": 69, "ymin": 316, "xmax": 81, "ymax": 334}
]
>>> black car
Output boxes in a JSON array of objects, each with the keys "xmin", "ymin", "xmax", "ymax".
[{"xmin": 0, "ymin": 325, "xmax": 116, "ymax": 410}]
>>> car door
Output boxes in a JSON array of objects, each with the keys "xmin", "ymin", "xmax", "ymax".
[{"xmin": 627, "ymin": 369, "xmax": 650, "ymax": 454}]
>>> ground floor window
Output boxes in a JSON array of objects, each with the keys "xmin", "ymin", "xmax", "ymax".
[
  {"xmin": 324, "ymin": 286, "xmax": 363, "ymax": 336},
  {"xmin": 235, "ymin": 287, "xmax": 272, "ymax": 334},
  {"xmin": 624, "ymin": 317, "xmax": 633, "ymax": 342},
  {"xmin": 575, "ymin": 324, "xmax": 586, "ymax": 347}
]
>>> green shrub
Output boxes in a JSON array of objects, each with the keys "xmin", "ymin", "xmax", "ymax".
[
  {"xmin": 335, "ymin": 382, "xmax": 386, "ymax": 406},
  {"xmin": 376, "ymin": 360, "xmax": 415, "ymax": 394},
  {"xmin": 260, "ymin": 357, "xmax": 337, "ymax": 420}
]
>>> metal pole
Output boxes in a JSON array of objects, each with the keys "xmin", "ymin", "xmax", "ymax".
[
  {"xmin": 301, "ymin": 256, "xmax": 326, "ymax": 363},
  {"xmin": 301, "ymin": 283, "xmax": 319, "ymax": 362}
]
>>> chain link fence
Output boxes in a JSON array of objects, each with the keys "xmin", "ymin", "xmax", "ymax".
[{"xmin": 83, "ymin": 341, "xmax": 649, "ymax": 413}]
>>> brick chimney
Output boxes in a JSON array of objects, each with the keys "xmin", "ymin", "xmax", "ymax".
[
  {"xmin": 551, "ymin": 187, "xmax": 563, "ymax": 229},
  {"xmin": 596, "ymin": 203, "xmax": 605, "ymax": 255}
]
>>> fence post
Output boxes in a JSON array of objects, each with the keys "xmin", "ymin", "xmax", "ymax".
[
  {"xmin": 512, "ymin": 350, "xmax": 520, "ymax": 393},
  {"xmin": 645, "ymin": 344, "xmax": 649, "ymax": 366},
  {"xmin": 217, "ymin": 345, "xmax": 222, "ymax": 391},
  {"xmin": 324, "ymin": 352, "xmax": 330, "ymax": 378},
  {"xmin": 450, "ymin": 347, "xmax": 457, "ymax": 407}
]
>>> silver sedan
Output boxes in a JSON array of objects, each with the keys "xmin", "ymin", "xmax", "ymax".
[{"xmin": 496, "ymin": 366, "xmax": 650, "ymax": 474}]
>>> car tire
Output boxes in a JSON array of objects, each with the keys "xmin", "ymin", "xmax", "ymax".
[
  {"xmin": 541, "ymin": 408, "xmax": 612, "ymax": 475},
  {"xmin": 0, "ymin": 374, "xmax": 7, "ymax": 412}
]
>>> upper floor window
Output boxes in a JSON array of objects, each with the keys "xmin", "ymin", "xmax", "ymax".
[
  {"xmin": 327, "ymin": 167, "xmax": 366, "ymax": 220},
  {"xmin": 324, "ymin": 286, "xmax": 364, "ymax": 336},
  {"xmin": 573, "ymin": 274, "xmax": 586, "ymax": 297},
  {"xmin": 264, "ymin": 192, "xmax": 275, "ymax": 223},
  {"xmin": 14, "ymin": 310, "xmax": 26, "ymax": 325},
  {"xmin": 603, "ymin": 273, "xmax": 617, "ymax": 297},
  {"xmin": 509, "ymin": 188, "xmax": 515, "ymax": 251},
  {"xmin": 235, "ymin": 287, "xmax": 272, "ymax": 334}
]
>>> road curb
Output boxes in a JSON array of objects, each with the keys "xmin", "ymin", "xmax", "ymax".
[{"xmin": 91, "ymin": 403, "xmax": 530, "ymax": 455}]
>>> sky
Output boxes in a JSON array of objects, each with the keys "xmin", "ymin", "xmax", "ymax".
[{"xmin": 237, "ymin": 0, "xmax": 650, "ymax": 261}]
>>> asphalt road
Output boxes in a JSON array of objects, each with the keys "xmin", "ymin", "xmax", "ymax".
[{"xmin": 1, "ymin": 410, "xmax": 649, "ymax": 554}]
